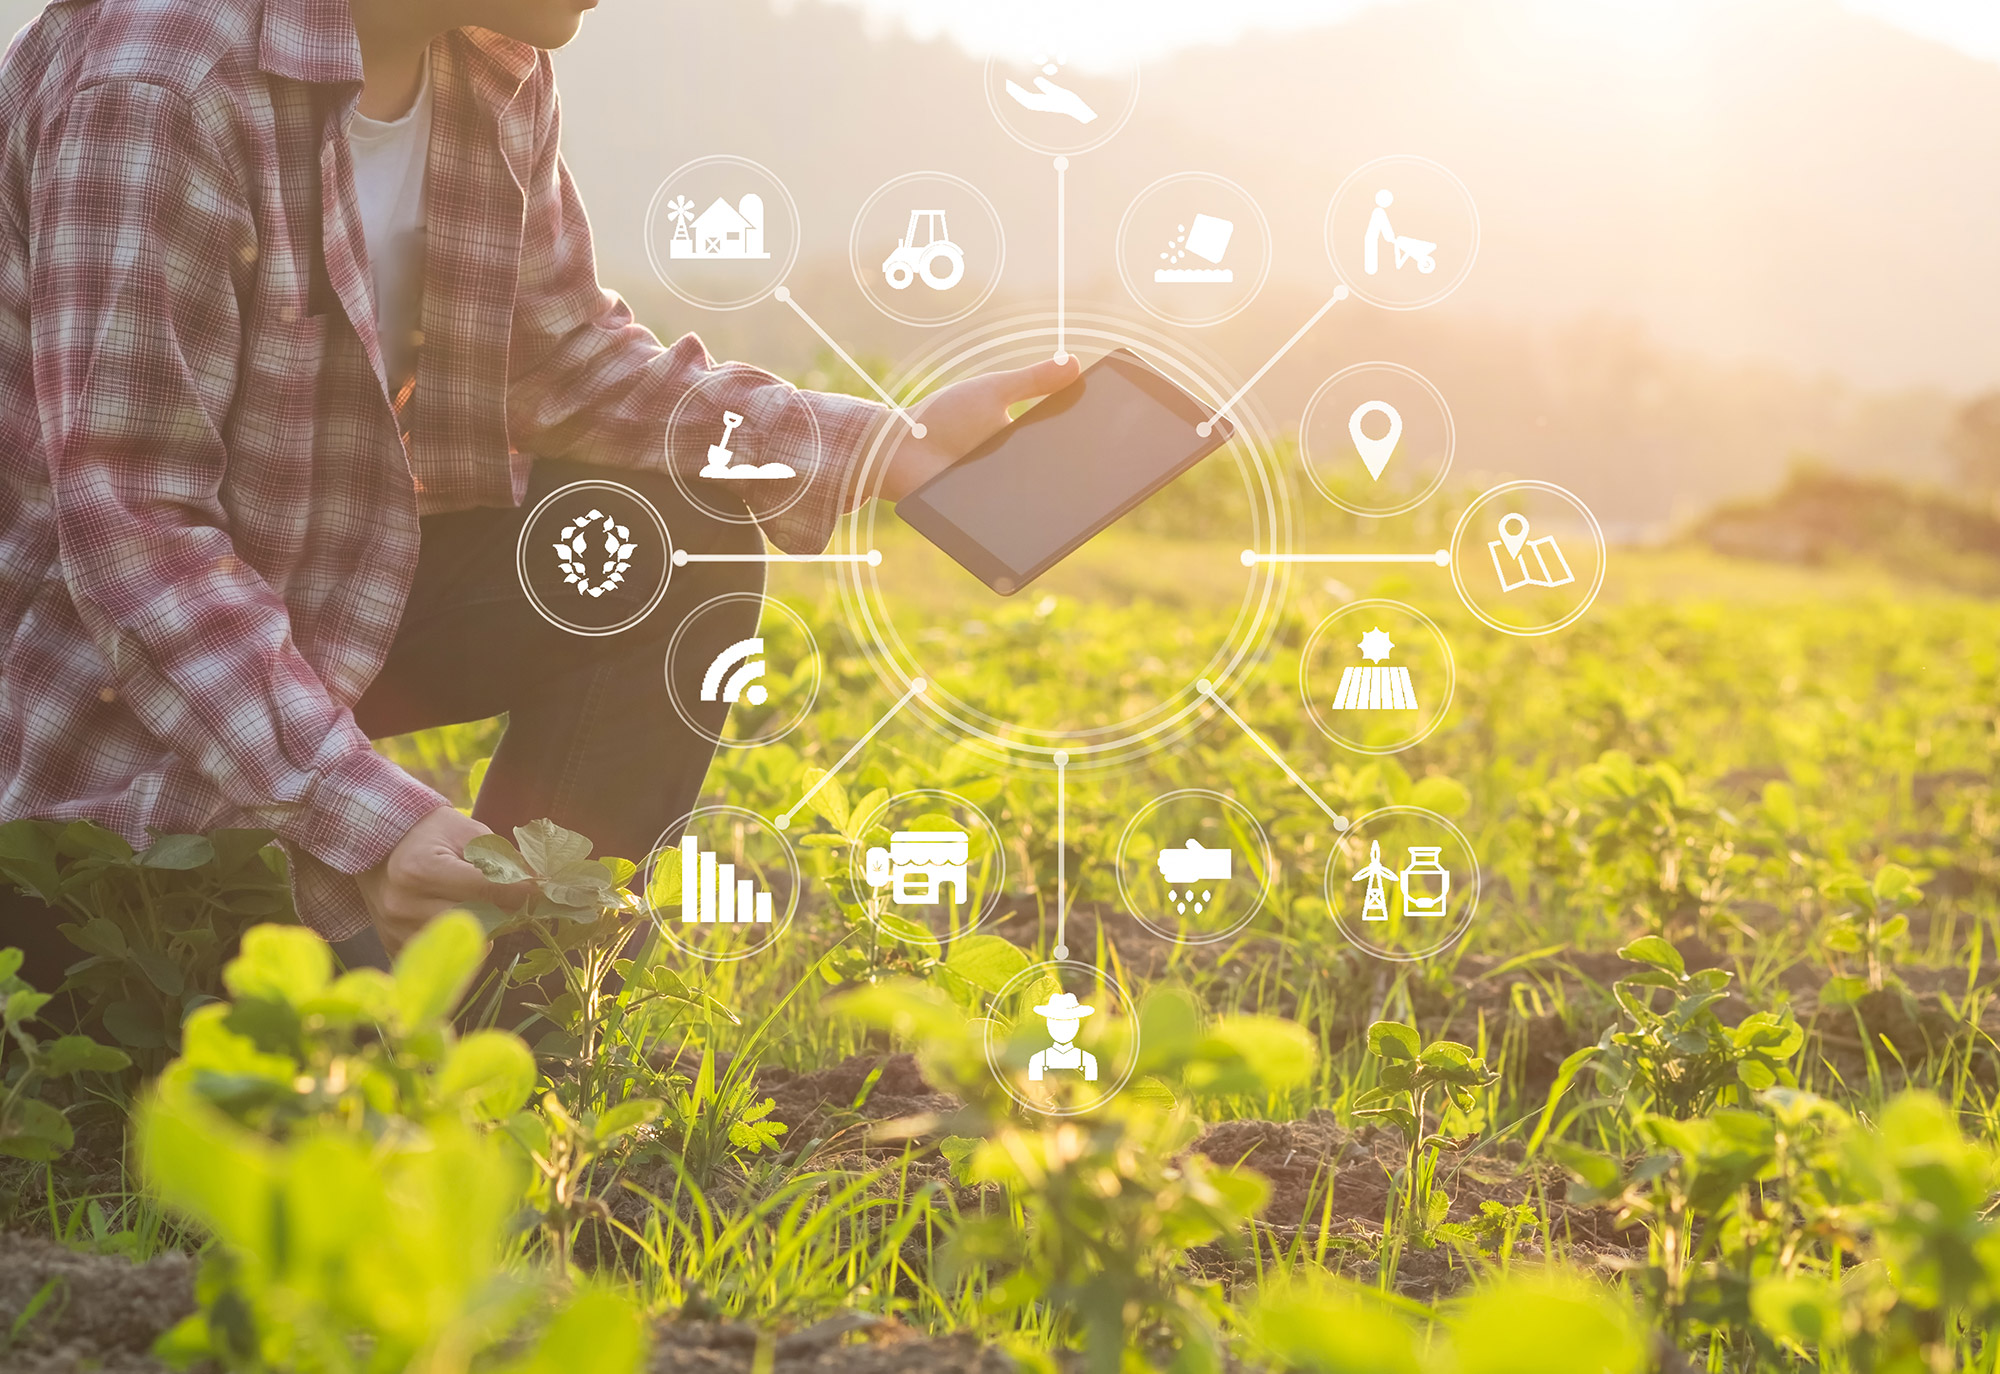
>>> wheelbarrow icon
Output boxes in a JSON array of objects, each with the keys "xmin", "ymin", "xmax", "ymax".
[{"xmin": 865, "ymin": 831, "xmax": 970, "ymax": 905}]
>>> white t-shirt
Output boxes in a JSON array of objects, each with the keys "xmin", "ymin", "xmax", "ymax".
[{"xmin": 347, "ymin": 56, "xmax": 434, "ymax": 393}]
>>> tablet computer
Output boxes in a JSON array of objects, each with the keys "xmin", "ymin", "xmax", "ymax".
[{"xmin": 894, "ymin": 349, "xmax": 1236, "ymax": 595}]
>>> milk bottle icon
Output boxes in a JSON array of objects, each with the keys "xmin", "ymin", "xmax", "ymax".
[{"xmin": 1400, "ymin": 847, "xmax": 1450, "ymax": 918}]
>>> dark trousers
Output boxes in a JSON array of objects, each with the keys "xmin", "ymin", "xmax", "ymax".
[{"xmin": 3, "ymin": 458, "xmax": 763, "ymax": 1007}]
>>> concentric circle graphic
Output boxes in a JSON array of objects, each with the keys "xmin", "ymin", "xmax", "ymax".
[
  {"xmin": 663, "ymin": 367, "xmax": 823, "ymax": 527},
  {"xmin": 1325, "ymin": 155, "xmax": 1479, "ymax": 311},
  {"xmin": 1115, "ymin": 172, "xmax": 1273, "ymax": 328},
  {"xmin": 849, "ymin": 173, "xmax": 1006, "ymax": 328},
  {"xmin": 1299, "ymin": 362, "xmax": 1455, "ymax": 517},
  {"xmin": 645, "ymin": 155, "xmax": 801, "ymax": 312},
  {"xmin": 1449, "ymin": 480, "xmax": 1607, "ymax": 637},
  {"xmin": 664, "ymin": 594, "xmax": 822, "ymax": 750},
  {"xmin": 844, "ymin": 789, "xmax": 1009, "ymax": 938},
  {"xmin": 1324, "ymin": 805, "xmax": 1480, "ymax": 962},
  {"xmin": 1115, "ymin": 789, "xmax": 1275, "ymax": 945},
  {"xmin": 982, "ymin": 54, "xmax": 1141, "ymax": 158},
  {"xmin": 515, "ymin": 480, "xmax": 674, "ymax": 638},
  {"xmin": 1300, "ymin": 599, "xmax": 1456, "ymax": 755},
  {"xmin": 983, "ymin": 959, "xmax": 1140, "ymax": 1116},
  {"xmin": 643, "ymin": 805, "xmax": 801, "ymax": 963},
  {"xmin": 834, "ymin": 310, "xmax": 1292, "ymax": 770}
]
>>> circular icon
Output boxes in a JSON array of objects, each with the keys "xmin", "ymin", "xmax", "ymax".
[
  {"xmin": 663, "ymin": 367, "xmax": 824, "ymax": 527},
  {"xmin": 833, "ymin": 310, "xmax": 1291, "ymax": 770},
  {"xmin": 1300, "ymin": 363, "xmax": 1454, "ymax": 517},
  {"xmin": 1448, "ymin": 481, "xmax": 1607, "ymax": 637},
  {"xmin": 844, "ymin": 790, "xmax": 1008, "ymax": 939},
  {"xmin": 515, "ymin": 480, "xmax": 674, "ymax": 638},
  {"xmin": 645, "ymin": 155, "xmax": 800, "ymax": 312},
  {"xmin": 1324, "ymin": 156, "xmax": 1479, "ymax": 311},
  {"xmin": 983, "ymin": 50, "xmax": 1140, "ymax": 158},
  {"xmin": 850, "ymin": 174, "xmax": 1006, "ymax": 328},
  {"xmin": 1324, "ymin": 806, "xmax": 1480, "ymax": 962},
  {"xmin": 643, "ymin": 806, "xmax": 800, "ymax": 962},
  {"xmin": 1114, "ymin": 790, "xmax": 1274, "ymax": 945},
  {"xmin": 1115, "ymin": 173, "xmax": 1271, "ymax": 328},
  {"xmin": 983, "ymin": 959, "xmax": 1140, "ymax": 1116},
  {"xmin": 1300, "ymin": 600, "xmax": 1455, "ymax": 755},
  {"xmin": 665, "ymin": 594, "xmax": 821, "ymax": 750}
]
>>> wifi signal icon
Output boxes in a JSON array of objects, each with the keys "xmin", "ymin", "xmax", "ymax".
[{"xmin": 700, "ymin": 636, "xmax": 769, "ymax": 707}]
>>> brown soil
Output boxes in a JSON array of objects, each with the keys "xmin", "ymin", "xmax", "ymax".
[
  {"xmin": 0, "ymin": 1236, "xmax": 197, "ymax": 1373},
  {"xmin": 746, "ymin": 1053, "xmax": 1642, "ymax": 1300},
  {"xmin": 650, "ymin": 1318, "xmax": 1014, "ymax": 1372}
]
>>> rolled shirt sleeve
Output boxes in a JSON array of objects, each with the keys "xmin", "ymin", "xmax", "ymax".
[{"xmin": 500, "ymin": 57, "xmax": 888, "ymax": 553}]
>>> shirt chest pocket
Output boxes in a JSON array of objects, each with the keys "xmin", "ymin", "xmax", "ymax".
[{"xmin": 230, "ymin": 312, "xmax": 329, "ymax": 448}]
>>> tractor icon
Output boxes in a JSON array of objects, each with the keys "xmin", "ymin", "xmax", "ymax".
[{"xmin": 881, "ymin": 209, "xmax": 965, "ymax": 292}]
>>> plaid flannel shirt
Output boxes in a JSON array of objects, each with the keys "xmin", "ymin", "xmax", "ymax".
[{"xmin": 0, "ymin": 0, "xmax": 885, "ymax": 937}]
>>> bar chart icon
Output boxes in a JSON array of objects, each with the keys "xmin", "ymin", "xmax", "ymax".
[{"xmin": 679, "ymin": 836, "xmax": 775, "ymax": 924}]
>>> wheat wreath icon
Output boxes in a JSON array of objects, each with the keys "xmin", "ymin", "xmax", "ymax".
[{"xmin": 554, "ymin": 509, "xmax": 637, "ymax": 597}]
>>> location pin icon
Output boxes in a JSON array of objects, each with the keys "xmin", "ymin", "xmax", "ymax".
[
  {"xmin": 1347, "ymin": 401, "xmax": 1403, "ymax": 481},
  {"xmin": 1498, "ymin": 512, "xmax": 1530, "ymax": 560}
]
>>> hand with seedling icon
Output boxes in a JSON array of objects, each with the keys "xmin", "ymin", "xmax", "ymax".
[{"xmin": 1028, "ymin": 990, "xmax": 1098, "ymax": 1082}]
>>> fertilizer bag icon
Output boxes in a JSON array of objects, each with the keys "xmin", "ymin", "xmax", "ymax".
[
  {"xmin": 1156, "ymin": 839, "xmax": 1232, "ymax": 916},
  {"xmin": 865, "ymin": 831, "xmax": 971, "ymax": 906}
]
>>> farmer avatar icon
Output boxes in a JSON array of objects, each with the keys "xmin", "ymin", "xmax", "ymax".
[{"xmin": 1027, "ymin": 990, "xmax": 1098, "ymax": 1082}]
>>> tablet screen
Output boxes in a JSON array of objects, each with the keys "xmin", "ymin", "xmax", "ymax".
[{"xmin": 897, "ymin": 350, "xmax": 1232, "ymax": 593}]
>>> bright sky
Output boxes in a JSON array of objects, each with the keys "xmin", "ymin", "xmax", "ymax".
[{"xmin": 816, "ymin": 0, "xmax": 2000, "ymax": 65}]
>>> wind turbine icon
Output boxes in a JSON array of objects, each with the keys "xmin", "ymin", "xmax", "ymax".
[{"xmin": 1352, "ymin": 840, "xmax": 1399, "ymax": 922}]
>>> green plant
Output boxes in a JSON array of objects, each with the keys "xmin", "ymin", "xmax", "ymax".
[
  {"xmin": 1821, "ymin": 863, "xmax": 1921, "ymax": 1002},
  {"xmin": 1584, "ymin": 936, "xmax": 1802, "ymax": 1118},
  {"xmin": 843, "ymin": 977, "xmax": 1312, "ymax": 1374},
  {"xmin": 1244, "ymin": 1269, "xmax": 1647, "ymax": 1374},
  {"xmin": 140, "ymin": 913, "xmax": 648, "ymax": 1372},
  {"xmin": 2, "ymin": 947, "xmax": 131, "ymax": 1160},
  {"xmin": 472, "ymin": 820, "xmax": 792, "ymax": 1246},
  {"xmin": 1353, "ymin": 1021, "xmax": 1497, "ymax": 1256},
  {"xmin": 0, "ymin": 821, "xmax": 291, "ymax": 1063}
]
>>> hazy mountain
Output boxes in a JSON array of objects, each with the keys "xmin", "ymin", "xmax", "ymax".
[
  {"xmin": 542, "ymin": 0, "xmax": 1990, "ymax": 526},
  {"xmin": 5, "ymin": 0, "xmax": 1992, "ymax": 525}
]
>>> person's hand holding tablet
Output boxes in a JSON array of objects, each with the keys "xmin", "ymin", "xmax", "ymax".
[
  {"xmin": 876, "ymin": 355, "xmax": 1083, "ymax": 502},
  {"xmin": 890, "ymin": 350, "xmax": 1237, "ymax": 595}
]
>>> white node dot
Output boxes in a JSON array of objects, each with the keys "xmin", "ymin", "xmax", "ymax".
[
  {"xmin": 672, "ymin": 549, "xmax": 689, "ymax": 566},
  {"xmin": 1196, "ymin": 678, "xmax": 1214, "ymax": 695},
  {"xmin": 1053, "ymin": 156, "xmax": 1070, "ymax": 171},
  {"xmin": 1434, "ymin": 549, "xmax": 1452, "ymax": 567},
  {"xmin": 1334, "ymin": 284, "xmax": 1351, "ymax": 301},
  {"xmin": 910, "ymin": 677, "xmax": 929, "ymax": 694},
  {"xmin": 746, "ymin": 685, "xmax": 768, "ymax": 706},
  {"xmin": 1239, "ymin": 549, "xmax": 1257, "ymax": 567},
  {"xmin": 773, "ymin": 285, "xmax": 791, "ymax": 302},
  {"xmin": 1333, "ymin": 816, "xmax": 1350, "ymax": 833},
  {"xmin": 866, "ymin": 549, "xmax": 883, "ymax": 566},
  {"xmin": 1196, "ymin": 422, "xmax": 1212, "ymax": 438},
  {"xmin": 1053, "ymin": 749, "xmax": 1070, "ymax": 767},
  {"xmin": 774, "ymin": 813, "xmax": 791, "ymax": 830},
  {"xmin": 1052, "ymin": 944, "xmax": 1069, "ymax": 960},
  {"xmin": 911, "ymin": 422, "xmax": 928, "ymax": 440},
  {"xmin": 1053, "ymin": 350, "xmax": 1070, "ymax": 365}
]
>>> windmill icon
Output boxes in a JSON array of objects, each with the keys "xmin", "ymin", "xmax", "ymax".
[
  {"xmin": 665, "ymin": 195, "xmax": 697, "ymax": 250},
  {"xmin": 1352, "ymin": 840, "xmax": 1398, "ymax": 922}
]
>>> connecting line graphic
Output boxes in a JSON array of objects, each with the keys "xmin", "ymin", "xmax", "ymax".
[
  {"xmin": 1053, "ymin": 749, "xmax": 1071, "ymax": 960},
  {"xmin": 1240, "ymin": 550, "xmax": 1451, "ymax": 567},
  {"xmin": 773, "ymin": 286, "xmax": 926, "ymax": 437},
  {"xmin": 1197, "ymin": 286, "xmax": 1352, "ymax": 438},
  {"xmin": 1195, "ymin": 679, "xmax": 1349, "ymax": 832},
  {"xmin": 675, "ymin": 549, "xmax": 882, "ymax": 566},
  {"xmin": 1053, "ymin": 157, "xmax": 1070, "ymax": 362},
  {"xmin": 773, "ymin": 679, "xmax": 927, "ymax": 830}
]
